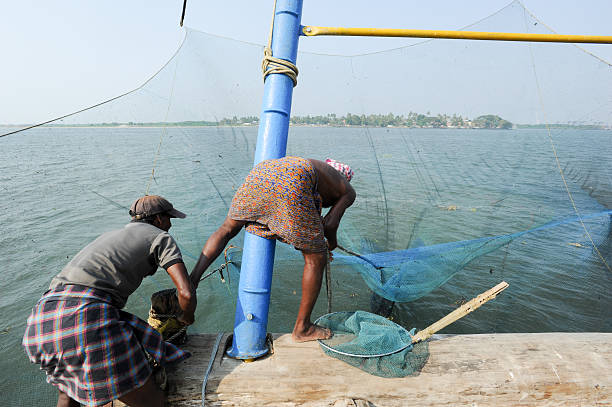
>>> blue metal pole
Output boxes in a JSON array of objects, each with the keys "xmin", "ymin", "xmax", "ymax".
[{"xmin": 226, "ymin": 0, "xmax": 304, "ymax": 360}]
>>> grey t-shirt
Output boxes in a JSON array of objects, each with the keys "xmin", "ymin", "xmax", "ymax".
[{"xmin": 50, "ymin": 222, "xmax": 183, "ymax": 308}]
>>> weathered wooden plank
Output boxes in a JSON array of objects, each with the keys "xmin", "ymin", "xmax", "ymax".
[{"xmin": 164, "ymin": 332, "xmax": 611, "ymax": 406}]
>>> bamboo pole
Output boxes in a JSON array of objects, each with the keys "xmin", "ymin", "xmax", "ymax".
[
  {"xmin": 411, "ymin": 281, "xmax": 509, "ymax": 344},
  {"xmin": 302, "ymin": 26, "xmax": 612, "ymax": 44}
]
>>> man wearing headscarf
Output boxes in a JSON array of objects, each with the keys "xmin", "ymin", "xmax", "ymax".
[
  {"xmin": 23, "ymin": 196, "xmax": 196, "ymax": 407},
  {"xmin": 191, "ymin": 157, "xmax": 355, "ymax": 342}
]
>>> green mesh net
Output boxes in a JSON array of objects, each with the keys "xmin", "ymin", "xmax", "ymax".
[{"xmin": 316, "ymin": 311, "xmax": 429, "ymax": 378}]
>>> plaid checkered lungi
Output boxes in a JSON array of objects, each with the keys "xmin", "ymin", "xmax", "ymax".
[{"xmin": 22, "ymin": 284, "xmax": 190, "ymax": 406}]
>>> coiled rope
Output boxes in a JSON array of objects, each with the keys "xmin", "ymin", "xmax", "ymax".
[
  {"xmin": 261, "ymin": 0, "xmax": 299, "ymax": 87},
  {"xmin": 198, "ymin": 245, "xmax": 239, "ymax": 283}
]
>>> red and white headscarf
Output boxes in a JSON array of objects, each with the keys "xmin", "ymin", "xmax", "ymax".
[{"xmin": 325, "ymin": 158, "xmax": 354, "ymax": 182}]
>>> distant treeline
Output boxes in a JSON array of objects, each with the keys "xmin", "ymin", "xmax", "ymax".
[
  {"xmin": 34, "ymin": 113, "xmax": 610, "ymax": 130},
  {"xmin": 227, "ymin": 113, "xmax": 514, "ymax": 129},
  {"xmin": 47, "ymin": 113, "xmax": 511, "ymax": 129}
]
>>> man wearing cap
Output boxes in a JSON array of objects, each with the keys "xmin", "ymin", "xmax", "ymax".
[
  {"xmin": 190, "ymin": 157, "xmax": 355, "ymax": 342},
  {"xmin": 23, "ymin": 195, "xmax": 196, "ymax": 407}
]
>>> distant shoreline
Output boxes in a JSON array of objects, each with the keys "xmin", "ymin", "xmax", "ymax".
[
  {"xmin": 3, "ymin": 112, "xmax": 610, "ymax": 130},
  {"xmin": 2, "ymin": 123, "xmax": 610, "ymax": 130}
]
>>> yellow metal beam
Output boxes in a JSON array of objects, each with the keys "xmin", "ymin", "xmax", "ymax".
[{"xmin": 302, "ymin": 26, "xmax": 612, "ymax": 44}]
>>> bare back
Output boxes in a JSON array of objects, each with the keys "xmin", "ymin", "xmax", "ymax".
[{"xmin": 308, "ymin": 159, "xmax": 354, "ymax": 208}]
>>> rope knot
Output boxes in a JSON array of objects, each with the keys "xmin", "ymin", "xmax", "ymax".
[{"xmin": 261, "ymin": 46, "xmax": 299, "ymax": 87}]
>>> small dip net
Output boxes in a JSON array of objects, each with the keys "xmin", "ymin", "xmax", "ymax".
[
  {"xmin": 316, "ymin": 282, "xmax": 508, "ymax": 377},
  {"xmin": 316, "ymin": 311, "xmax": 429, "ymax": 378}
]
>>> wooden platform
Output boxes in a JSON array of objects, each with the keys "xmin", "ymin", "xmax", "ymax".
[{"xmin": 162, "ymin": 332, "xmax": 610, "ymax": 406}]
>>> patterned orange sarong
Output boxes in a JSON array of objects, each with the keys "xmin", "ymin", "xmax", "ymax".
[{"xmin": 229, "ymin": 156, "xmax": 326, "ymax": 252}]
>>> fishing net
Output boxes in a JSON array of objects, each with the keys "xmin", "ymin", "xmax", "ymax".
[
  {"xmin": 2, "ymin": 0, "xmax": 612, "ymax": 404},
  {"xmin": 148, "ymin": 288, "xmax": 188, "ymax": 345},
  {"xmin": 335, "ymin": 211, "xmax": 611, "ymax": 302},
  {"xmin": 316, "ymin": 311, "xmax": 429, "ymax": 378},
  {"xmin": 148, "ymin": 246, "xmax": 240, "ymax": 343}
]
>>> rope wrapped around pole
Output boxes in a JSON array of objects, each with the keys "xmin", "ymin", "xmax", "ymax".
[{"xmin": 261, "ymin": 0, "xmax": 299, "ymax": 87}]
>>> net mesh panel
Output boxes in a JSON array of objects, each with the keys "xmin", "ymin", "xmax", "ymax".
[
  {"xmin": 316, "ymin": 311, "xmax": 429, "ymax": 378},
  {"xmin": 335, "ymin": 211, "xmax": 612, "ymax": 302},
  {"xmin": 1, "ymin": 0, "xmax": 612, "ymax": 403}
]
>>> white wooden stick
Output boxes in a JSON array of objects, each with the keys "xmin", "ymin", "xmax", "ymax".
[{"xmin": 411, "ymin": 281, "xmax": 509, "ymax": 344}]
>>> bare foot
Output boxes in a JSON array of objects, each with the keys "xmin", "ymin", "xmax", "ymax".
[{"xmin": 292, "ymin": 323, "xmax": 333, "ymax": 342}]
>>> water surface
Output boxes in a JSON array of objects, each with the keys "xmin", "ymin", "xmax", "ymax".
[{"xmin": 1, "ymin": 126, "xmax": 610, "ymax": 405}]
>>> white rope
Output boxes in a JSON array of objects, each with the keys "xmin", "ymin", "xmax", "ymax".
[{"xmin": 261, "ymin": 0, "xmax": 299, "ymax": 87}]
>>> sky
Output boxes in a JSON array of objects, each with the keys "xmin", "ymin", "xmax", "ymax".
[{"xmin": 1, "ymin": 0, "xmax": 611, "ymax": 124}]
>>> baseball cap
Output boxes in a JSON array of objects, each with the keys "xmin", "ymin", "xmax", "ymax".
[{"xmin": 129, "ymin": 195, "xmax": 186, "ymax": 219}]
